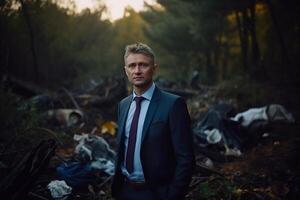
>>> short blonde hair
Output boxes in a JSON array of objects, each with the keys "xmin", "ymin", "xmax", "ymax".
[{"xmin": 124, "ymin": 43, "xmax": 155, "ymax": 64}]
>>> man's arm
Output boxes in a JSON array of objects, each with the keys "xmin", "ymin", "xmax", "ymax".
[{"xmin": 168, "ymin": 97, "xmax": 195, "ymax": 199}]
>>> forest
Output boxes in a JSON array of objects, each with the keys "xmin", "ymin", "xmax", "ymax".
[{"xmin": 0, "ymin": 0, "xmax": 299, "ymax": 199}]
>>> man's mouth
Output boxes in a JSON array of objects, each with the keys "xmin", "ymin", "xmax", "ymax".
[{"xmin": 133, "ymin": 77, "xmax": 143, "ymax": 80}]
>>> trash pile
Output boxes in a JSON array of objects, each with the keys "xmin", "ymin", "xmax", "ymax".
[
  {"xmin": 13, "ymin": 75, "xmax": 127, "ymax": 132},
  {"xmin": 193, "ymin": 103, "xmax": 295, "ymax": 160},
  {"xmin": 0, "ymin": 75, "xmax": 126, "ymax": 199},
  {"xmin": 0, "ymin": 75, "xmax": 299, "ymax": 199}
]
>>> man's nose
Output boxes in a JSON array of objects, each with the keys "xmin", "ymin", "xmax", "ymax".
[{"xmin": 133, "ymin": 66, "xmax": 142, "ymax": 73}]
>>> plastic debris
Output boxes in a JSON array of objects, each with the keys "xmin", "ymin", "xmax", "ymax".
[
  {"xmin": 56, "ymin": 161, "xmax": 94, "ymax": 188},
  {"xmin": 91, "ymin": 158, "xmax": 115, "ymax": 175},
  {"xmin": 47, "ymin": 180, "xmax": 72, "ymax": 200},
  {"xmin": 204, "ymin": 128, "xmax": 222, "ymax": 144},
  {"xmin": 73, "ymin": 134, "xmax": 116, "ymax": 162},
  {"xmin": 232, "ymin": 104, "xmax": 295, "ymax": 128}
]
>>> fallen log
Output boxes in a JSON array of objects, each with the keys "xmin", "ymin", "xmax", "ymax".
[{"xmin": 2, "ymin": 75, "xmax": 47, "ymax": 98}]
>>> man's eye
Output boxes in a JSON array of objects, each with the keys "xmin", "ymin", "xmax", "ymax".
[
  {"xmin": 140, "ymin": 63, "xmax": 149, "ymax": 67},
  {"xmin": 128, "ymin": 64, "xmax": 135, "ymax": 68}
]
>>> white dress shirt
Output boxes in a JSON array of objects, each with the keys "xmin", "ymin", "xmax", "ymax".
[{"xmin": 121, "ymin": 83, "xmax": 155, "ymax": 181}]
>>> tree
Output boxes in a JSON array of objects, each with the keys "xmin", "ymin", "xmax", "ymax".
[{"xmin": 19, "ymin": 0, "xmax": 39, "ymax": 83}]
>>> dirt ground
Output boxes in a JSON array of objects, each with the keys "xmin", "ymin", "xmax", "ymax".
[{"xmin": 187, "ymin": 123, "xmax": 300, "ymax": 200}]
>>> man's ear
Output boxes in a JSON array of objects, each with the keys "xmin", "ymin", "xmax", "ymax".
[
  {"xmin": 153, "ymin": 64, "xmax": 159, "ymax": 73},
  {"xmin": 124, "ymin": 66, "xmax": 128, "ymax": 76}
]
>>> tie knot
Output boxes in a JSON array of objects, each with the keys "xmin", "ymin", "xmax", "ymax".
[{"xmin": 134, "ymin": 96, "xmax": 144, "ymax": 104}]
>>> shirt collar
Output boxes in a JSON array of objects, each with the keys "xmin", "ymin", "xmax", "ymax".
[{"xmin": 133, "ymin": 82, "xmax": 155, "ymax": 101}]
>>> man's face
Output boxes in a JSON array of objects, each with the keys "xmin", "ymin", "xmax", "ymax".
[{"xmin": 124, "ymin": 53, "xmax": 157, "ymax": 92}]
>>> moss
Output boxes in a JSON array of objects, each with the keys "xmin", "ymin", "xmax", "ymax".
[{"xmin": 197, "ymin": 176, "xmax": 236, "ymax": 200}]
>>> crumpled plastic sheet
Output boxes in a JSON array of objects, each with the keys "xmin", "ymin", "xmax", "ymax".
[
  {"xmin": 91, "ymin": 158, "xmax": 115, "ymax": 175},
  {"xmin": 47, "ymin": 180, "xmax": 72, "ymax": 200},
  {"xmin": 203, "ymin": 128, "xmax": 222, "ymax": 144},
  {"xmin": 73, "ymin": 134, "xmax": 116, "ymax": 162},
  {"xmin": 232, "ymin": 104, "xmax": 295, "ymax": 127},
  {"xmin": 73, "ymin": 134, "xmax": 115, "ymax": 175}
]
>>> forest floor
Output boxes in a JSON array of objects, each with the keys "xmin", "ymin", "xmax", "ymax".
[{"xmin": 187, "ymin": 123, "xmax": 300, "ymax": 200}]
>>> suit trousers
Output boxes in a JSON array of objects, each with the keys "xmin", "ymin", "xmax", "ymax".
[{"xmin": 116, "ymin": 181, "xmax": 158, "ymax": 200}]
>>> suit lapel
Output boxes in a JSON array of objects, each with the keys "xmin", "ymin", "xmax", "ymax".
[
  {"xmin": 141, "ymin": 87, "xmax": 161, "ymax": 142},
  {"xmin": 117, "ymin": 95, "xmax": 132, "ymax": 145}
]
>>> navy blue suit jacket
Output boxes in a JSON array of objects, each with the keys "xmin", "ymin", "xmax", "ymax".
[{"xmin": 112, "ymin": 86, "xmax": 195, "ymax": 199}]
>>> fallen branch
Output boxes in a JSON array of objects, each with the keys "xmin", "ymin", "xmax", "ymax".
[
  {"xmin": 25, "ymin": 127, "xmax": 63, "ymax": 146},
  {"xmin": 61, "ymin": 87, "xmax": 81, "ymax": 110},
  {"xmin": 196, "ymin": 163, "xmax": 224, "ymax": 176}
]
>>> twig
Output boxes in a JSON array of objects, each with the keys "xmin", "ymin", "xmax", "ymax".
[
  {"xmin": 104, "ymin": 81, "xmax": 118, "ymax": 98},
  {"xmin": 196, "ymin": 163, "xmax": 224, "ymax": 176},
  {"xmin": 54, "ymin": 154, "xmax": 70, "ymax": 164},
  {"xmin": 61, "ymin": 87, "xmax": 81, "ymax": 110},
  {"xmin": 97, "ymin": 176, "xmax": 113, "ymax": 190},
  {"xmin": 189, "ymin": 176, "xmax": 210, "ymax": 188},
  {"xmin": 26, "ymin": 127, "xmax": 63, "ymax": 146},
  {"xmin": 0, "ymin": 148, "xmax": 30, "ymax": 156}
]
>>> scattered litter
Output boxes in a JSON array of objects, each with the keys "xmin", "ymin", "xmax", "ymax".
[
  {"xmin": 224, "ymin": 146, "xmax": 242, "ymax": 157},
  {"xmin": 100, "ymin": 121, "xmax": 118, "ymax": 136},
  {"xmin": 232, "ymin": 104, "xmax": 295, "ymax": 129},
  {"xmin": 47, "ymin": 180, "xmax": 72, "ymax": 200},
  {"xmin": 202, "ymin": 157, "xmax": 214, "ymax": 169},
  {"xmin": 262, "ymin": 133, "xmax": 270, "ymax": 138},
  {"xmin": 91, "ymin": 158, "xmax": 115, "ymax": 175},
  {"xmin": 47, "ymin": 109, "xmax": 83, "ymax": 127},
  {"xmin": 193, "ymin": 104, "xmax": 242, "ymax": 156},
  {"xmin": 74, "ymin": 134, "xmax": 116, "ymax": 162},
  {"xmin": 56, "ymin": 161, "xmax": 94, "ymax": 188},
  {"xmin": 204, "ymin": 128, "xmax": 222, "ymax": 144}
]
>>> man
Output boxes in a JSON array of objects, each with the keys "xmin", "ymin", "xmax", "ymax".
[{"xmin": 111, "ymin": 43, "xmax": 195, "ymax": 200}]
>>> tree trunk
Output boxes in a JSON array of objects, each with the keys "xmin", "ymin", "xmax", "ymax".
[
  {"xmin": 265, "ymin": 0, "xmax": 290, "ymax": 81},
  {"xmin": 19, "ymin": 0, "xmax": 39, "ymax": 83},
  {"xmin": 205, "ymin": 50, "xmax": 215, "ymax": 84},
  {"xmin": 235, "ymin": 10, "xmax": 249, "ymax": 73},
  {"xmin": 214, "ymin": 34, "xmax": 222, "ymax": 81},
  {"xmin": 249, "ymin": 0, "xmax": 264, "ymax": 79},
  {"xmin": 221, "ymin": 42, "xmax": 229, "ymax": 80}
]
